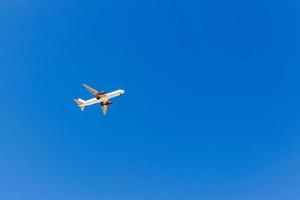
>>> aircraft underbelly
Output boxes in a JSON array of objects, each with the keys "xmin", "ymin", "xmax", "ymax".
[
  {"xmin": 97, "ymin": 96, "xmax": 108, "ymax": 102},
  {"xmin": 84, "ymin": 98, "xmax": 98, "ymax": 106}
]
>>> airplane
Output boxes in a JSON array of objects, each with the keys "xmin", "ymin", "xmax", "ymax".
[{"xmin": 74, "ymin": 83, "xmax": 125, "ymax": 115}]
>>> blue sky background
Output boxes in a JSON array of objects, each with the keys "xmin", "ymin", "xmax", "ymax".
[{"xmin": 0, "ymin": 0, "xmax": 300, "ymax": 199}]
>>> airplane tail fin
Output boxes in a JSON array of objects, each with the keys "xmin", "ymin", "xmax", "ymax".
[{"xmin": 74, "ymin": 98, "xmax": 85, "ymax": 111}]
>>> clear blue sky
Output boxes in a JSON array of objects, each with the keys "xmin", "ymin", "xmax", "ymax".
[{"xmin": 0, "ymin": 0, "xmax": 300, "ymax": 199}]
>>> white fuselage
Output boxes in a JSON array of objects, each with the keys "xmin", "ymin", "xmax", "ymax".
[{"xmin": 82, "ymin": 89, "xmax": 125, "ymax": 106}]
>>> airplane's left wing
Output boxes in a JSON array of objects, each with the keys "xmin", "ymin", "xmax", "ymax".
[
  {"xmin": 101, "ymin": 104, "xmax": 108, "ymax": 115},
  {"xmin": 83, "ymin": 83, "xmax": 98, "ymax": 96}
]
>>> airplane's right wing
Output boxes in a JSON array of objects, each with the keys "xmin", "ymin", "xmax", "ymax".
[{"xmin": 83, "ymin": 83, "xmax": 99, "ymax": 96}]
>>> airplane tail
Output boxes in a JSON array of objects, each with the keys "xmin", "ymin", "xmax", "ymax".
[{"xmin": 74, "ymin": 98, "xmax": 85, "ymax": 111}]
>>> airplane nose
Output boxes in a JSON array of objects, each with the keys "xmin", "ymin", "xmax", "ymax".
[{"xmin": 121, "ymin": 90, "xmax": 125, "ymax": 94}]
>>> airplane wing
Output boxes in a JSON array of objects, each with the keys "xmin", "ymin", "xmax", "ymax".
[
  {"xmin": 101, "ymin": 104, "xmax": 108, "ymax": 115},
  {"xmin": 83, "ymin": 83, "xmax": 98, "ymax": 96}
]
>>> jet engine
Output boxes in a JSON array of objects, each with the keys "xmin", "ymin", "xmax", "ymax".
[
  {"xmin": 104, "ymin": 101, "xmax": 112, "ymax": 106},
  {"xmin": 101, "ymin": 101, "xmax": 112, "ymax": 106},
  {"xmin": 96, "ymin": 91, "xmax": 106, "ymax": 99}
]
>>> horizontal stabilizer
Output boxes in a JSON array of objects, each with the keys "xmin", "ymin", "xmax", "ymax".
[{"xmin": 74, "ymin": 98, "xmax": 85, "ymax": 111}]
